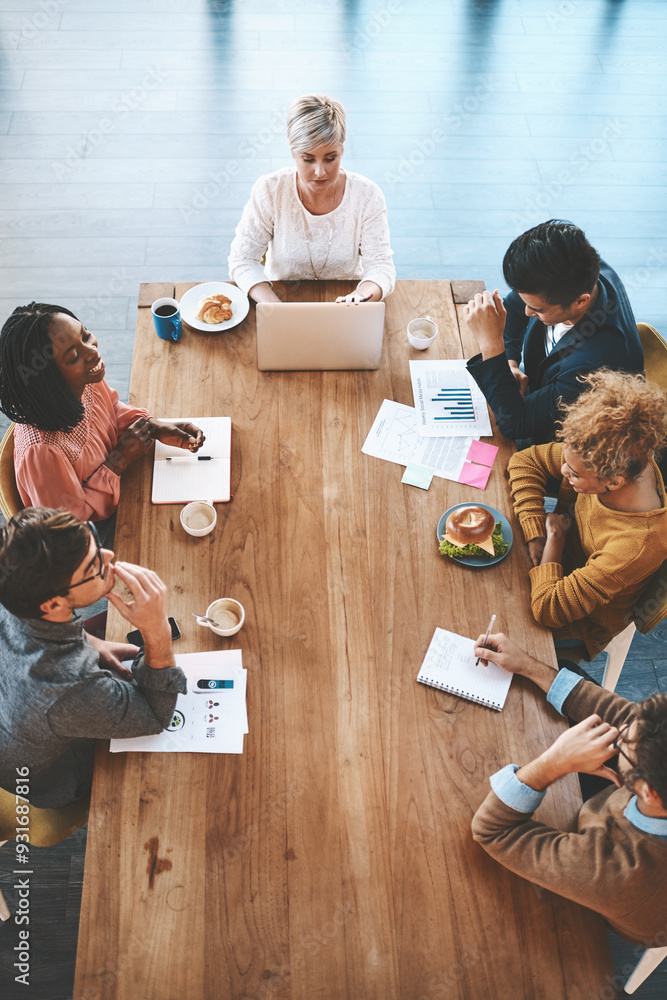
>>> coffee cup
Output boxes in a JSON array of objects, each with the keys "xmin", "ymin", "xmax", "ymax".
[
  {"xmin": 152, "ymin": 297, "xmax": 183, "ymax": 342},
  {"xmin": 180, "ymin": 501, "xmax": 217, "ymax": 537},
  {"xmin": 407, "ymin": 316, "xmax": 438, "ymax": 350},
  {"xmin": 201, "ymin": 598, "xmax": 245, "ymax": 637}
]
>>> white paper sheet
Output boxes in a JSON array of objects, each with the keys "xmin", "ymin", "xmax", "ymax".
[
  {"xmin": 110, "ymin": 649, "xmax": 248, "ymax": 754},
  {"xmin": 409, "ymin": 359, "xmax": 492, "ymax": 437},
  {"xmin": 361, "ymin": 399, "xmax": 474, "ymax": 483}
]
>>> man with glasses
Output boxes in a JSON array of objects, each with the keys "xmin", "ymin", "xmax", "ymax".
[
  {"xmin": 469, "ymin": 632, "xmax": 667, "ymax": 948},
  {"xmin": 0, "ymin": 507, "xmax": 186, "ymax": 808}
]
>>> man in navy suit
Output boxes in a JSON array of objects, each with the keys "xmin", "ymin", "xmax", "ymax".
[{"xmin": 465, "ymin": 220, "xmax": 643, "ymax": 444}]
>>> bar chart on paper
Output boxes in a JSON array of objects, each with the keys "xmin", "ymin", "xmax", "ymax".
[
  {"xmin": 431, "ymin": 384, "xmax": 475, "ymax": 422},
  {"xmin": 409, "ymin": 360, "xmax": 492, "ymax": 437}
]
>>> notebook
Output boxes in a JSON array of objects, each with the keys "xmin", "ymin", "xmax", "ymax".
[
  {"xmin": 417, "ymin": 627, "xmax": 513, "ymax": 711},
  {"xmin": 151, "ymin": 416, "xmax": 231, "ymax": 504},
  {"xmin": 256, "ymin": 301, "xmax": 385, "ymax": 371}
]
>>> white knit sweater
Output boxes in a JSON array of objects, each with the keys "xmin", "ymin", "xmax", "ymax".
[{"xmin": 228, "ymin": 168, "xmax": 396, "ymax": 299}]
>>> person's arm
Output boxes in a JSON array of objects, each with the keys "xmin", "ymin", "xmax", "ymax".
[
  {"xmin": 507, "ymin": 442, "xmax": 566, "ymax": 535},
  {"xmin": 502, "ymin": 289, "xmax": 530, "ymax": 364},
  {"xmin": 228, "ymin": 176, "xmax": 276, "ymax": 299},
  {"xmin": 472, "ymin": 632, "xmax": 639, "ymax": 731},
  {"xmin": 147, "ymin": 419, "xmax": 205, "ymax": 452},
  {"xmin": 47, "ymin": 562, "xmax": 186, "ymax": 740},
  {"xmin": 353, "ymin": 184, "xmax": 395, "ymax": 300},
  {"xmin": 470, "ymin": 735, "xmax": 631, "ymax": 920},
  {"xmin": 17, "ymin": 442, "xmax": 121, "ymax": 522},
  {"xmin": 528, "ymin": 536, "xmax": 652, "ymax": 630}
]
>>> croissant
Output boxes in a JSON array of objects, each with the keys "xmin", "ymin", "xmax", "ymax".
[{"xmin": 197, "ymin": 294, "xmax": 233, "ymax": 324}]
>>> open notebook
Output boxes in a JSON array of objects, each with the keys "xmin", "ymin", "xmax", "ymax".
[
  {"xmin": 417, "ymin": 627, "xmax": 513, "ymax": 711},
  {"xmin": 152, "ymin": 416, "xmax": 231, "ymax": 504}
]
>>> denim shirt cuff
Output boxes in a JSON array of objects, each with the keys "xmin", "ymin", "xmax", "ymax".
[
  {"xmin": 490, "ymin": 763, "xmax": 547, "ymax": 814},
  {"xmin": 546, "ymin": 668, "xmax": 584, "ymax": 716}
]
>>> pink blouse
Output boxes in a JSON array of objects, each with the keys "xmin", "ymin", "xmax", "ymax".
[{"xmin": 14, "ymin": 381, "xmax": 149, "ymax": 522}]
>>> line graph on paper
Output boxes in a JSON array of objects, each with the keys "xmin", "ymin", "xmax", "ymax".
[{"xmin": 384, "ymin": 407, "xmax": 419, "ymax": 461}]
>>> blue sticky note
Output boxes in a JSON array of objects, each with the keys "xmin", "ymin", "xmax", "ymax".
[{"xmin": 402, "ymin": 463, "xmax": 434, "ymax": 490}]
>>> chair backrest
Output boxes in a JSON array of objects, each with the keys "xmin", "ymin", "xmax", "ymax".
[
  {"xmin": 637, "ymin": 322, "xmax": 667, "ymax": 388},
  {"xmin": 0, "ymin": 423, "xmax": 23, "ymax": 521},
  {"xmin": 0, "ymin": 785, "xmax": 89, "ymax": 847},
  {"xmin": 630, "ymin": 324, "xmax": 667, "ymax": 633}
]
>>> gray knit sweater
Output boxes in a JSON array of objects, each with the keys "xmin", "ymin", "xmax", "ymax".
[{"xmin": 0, "ymin": 603, "xmax": 187, "ymax": 807}]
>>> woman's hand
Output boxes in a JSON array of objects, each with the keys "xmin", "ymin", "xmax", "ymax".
[
  {"xmin": 540, "ymin": 513, "xmax": 571, "ymax": 566},
  {"xmin": 104, "ymin": 417, "xmax": 152, "ymax": 475},
  {"xmin": 527, "ymin": 536, "xmax": 546, "ymax": 567},
  {"xmin": 149, "ymin": 420, "xmax": 205, "ymax": 452},
  {"xmin": 336, "ymin": 281, "xmax": 382, "ymax": 304}
]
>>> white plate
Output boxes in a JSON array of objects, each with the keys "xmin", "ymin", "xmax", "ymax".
[{"xmin": 179, "ymin": 281, "xmax": 250, "ymax": 333}]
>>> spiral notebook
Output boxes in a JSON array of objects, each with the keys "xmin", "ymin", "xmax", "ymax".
[{"xmin": 417, "ymin": 627, "xmax": 512, "ymax": 711}]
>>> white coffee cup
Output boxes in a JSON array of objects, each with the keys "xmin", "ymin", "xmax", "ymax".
[
  {"xmin": 201, "ymin": 598, "xmax": 245, "ymax": 637},
  {"xmin": 180, "ymin": 501, "xmax": 217, "ymax": 537},
  {"xmin": 407, "ymin": 316, "xmax": 438, "ymax": 350}
]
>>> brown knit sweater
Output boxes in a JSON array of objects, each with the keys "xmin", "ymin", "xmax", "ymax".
[
  {"xmin": 472, "ymin": 678, "xmax": 667, "ymax": 946},
  {"xmin": 507, "ymin": 443, "xmax": 667, "ymax": 659}
]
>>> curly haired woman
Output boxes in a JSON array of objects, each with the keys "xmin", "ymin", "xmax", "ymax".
[{"xmin": 507, "ymin": 369, "xmax": 667, "ymax": 660}]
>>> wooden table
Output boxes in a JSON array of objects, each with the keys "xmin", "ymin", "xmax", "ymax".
[{"xmin": 75, "ymin": 280, "xmax": 612, "ymax": 1000}]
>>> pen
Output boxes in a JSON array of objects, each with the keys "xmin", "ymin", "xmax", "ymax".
[
  {"xmin": 475, "ymin": 613, "xmax": 496, "ymax": 666},
  {"xmin": 165, "ymin": 455, "xmax": 214, "ymax": 461}
]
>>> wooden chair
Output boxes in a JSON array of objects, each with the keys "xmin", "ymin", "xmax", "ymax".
[
  {"xmin": 0, "ymin": 423, "xmax": 23, "ymax": 521},
  {"xmin": 0, "ymin": 787, "xmax": 90, "ymax": 920},
  {"xmin": 623, "ymin": 944, "xmax": 667, "ymax": 993}
]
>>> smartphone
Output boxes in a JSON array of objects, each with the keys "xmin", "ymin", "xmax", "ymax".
[{"xmin": 126, "ymin": 617, "xmax": 181, "ymax": 648}]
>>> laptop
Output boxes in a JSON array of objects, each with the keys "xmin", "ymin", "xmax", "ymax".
[{"xmin": 256, "ymin": 301, "xmax": 386, "ymax": 371}]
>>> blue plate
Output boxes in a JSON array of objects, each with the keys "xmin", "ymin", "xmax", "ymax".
[{"xmin": 437, "ymin": 503, "xmax": 513, "ymax": 568}]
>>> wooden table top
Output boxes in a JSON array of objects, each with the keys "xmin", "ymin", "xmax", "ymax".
[{"xmin": 74, "ymin": 280, "xmax": 612, "ymax": 1000}]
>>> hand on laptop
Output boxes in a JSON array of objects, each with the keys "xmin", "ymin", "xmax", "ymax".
[{"xmin": 336, "ymin": 280, "xmax": 382, "ymax": 305}]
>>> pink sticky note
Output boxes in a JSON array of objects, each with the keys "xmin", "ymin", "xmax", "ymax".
[
  {"xmin": 458, "ymin": 461, "xmax": 492, "ymax": 490},
  {"xmin": 466, "ymin": 440, "xmax": 499, "ymax": 467}
]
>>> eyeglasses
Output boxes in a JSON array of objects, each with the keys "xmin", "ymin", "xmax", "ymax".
[
  {"xmin": 612, "ymin": 723, "xmax": 637, "ymax": 768},
  {"xmin": 66, "ymin": 522, "xmax": 106, "ymax": 591}
]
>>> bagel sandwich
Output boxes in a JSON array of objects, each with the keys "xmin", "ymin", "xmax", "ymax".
[{"xmin": 439, "ymin": 505, "xmax": 508, "ymax": 559}]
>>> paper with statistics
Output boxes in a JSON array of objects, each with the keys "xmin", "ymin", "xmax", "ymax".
[
  {"xmin": 152, "ymin": 415, "xmax": 231, "ymax": 504},
  {"xmin": 110, "ymin": 649, "xmax": 248, "ymax": 754},
  {"xmin": 409, "ymin": 359, "xmax": 492, "ymax": 437},
  {"xmin": 361, "ymin": 399, "xmax": 474, "ymax": 484}
]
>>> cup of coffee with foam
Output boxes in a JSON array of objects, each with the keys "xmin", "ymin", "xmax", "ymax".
[
  {"xmin": 180, "ymin": 501, "xmax": 216, "ymax": 537},
  {"xmin": 407, "ymin": 315, "xmax": 438, "ymax": 350},
  {"xmin": 200, "ymin": 598, "xmax": 245, "ymax": 637},
  {"xmin": 152, "ymin": 297, "xmax": 183, "ymax": 342}
]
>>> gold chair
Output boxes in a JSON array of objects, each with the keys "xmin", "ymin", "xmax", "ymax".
[
  {"xmin": 600, "ymin": 322, "xmax": 667, "ymax": 690},
  {"xmin": 0, "ymin": 423, "xmax": 23, "ymax": 521},
  {"xmin": 0, "ymin": 787, "xmax": 90, "ymax": 920},
  {"xmin": 637, "ymin": 321, "xmax": 667, "ymax": 386}
]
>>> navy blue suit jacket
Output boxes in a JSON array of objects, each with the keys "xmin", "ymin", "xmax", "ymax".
[{"xmin": 467, "ymin": 261, "xmax": 643, "ymax": 444}]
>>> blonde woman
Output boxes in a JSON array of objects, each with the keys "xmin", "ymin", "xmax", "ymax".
[
  {"xmin": 228, "ymin": 94, "xmax": 395, "ymax": 305},
  {"xmin": 508, "ymin": 370, "xmax": 667, "ymax": 660}
]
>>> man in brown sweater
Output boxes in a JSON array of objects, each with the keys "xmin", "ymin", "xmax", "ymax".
[{"xmin": 471, "ymin": 633, "xmax": 667, "ymax": 947}]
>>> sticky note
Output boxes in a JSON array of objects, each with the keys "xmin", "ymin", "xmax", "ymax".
[
  {"xmin": 467, "ymin": 440, "xmax": 499, "ymax": 467},
  {"xmin": 458, "ymin": 461, "xmax": 492, "ymax": 490},
  {"xmin": 402, "ymin": 463, "xmax": 434, "ymax": 490}
]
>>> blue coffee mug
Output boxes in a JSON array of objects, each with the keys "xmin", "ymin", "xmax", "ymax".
[{"xmin": 151, "ymin": 297, "xmax": 183, "ymax": 342}]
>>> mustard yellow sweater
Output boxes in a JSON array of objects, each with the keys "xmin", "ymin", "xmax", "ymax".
[{"xmin": 508, "ymin": 443, "xmax": 667, "ymax": 659}]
